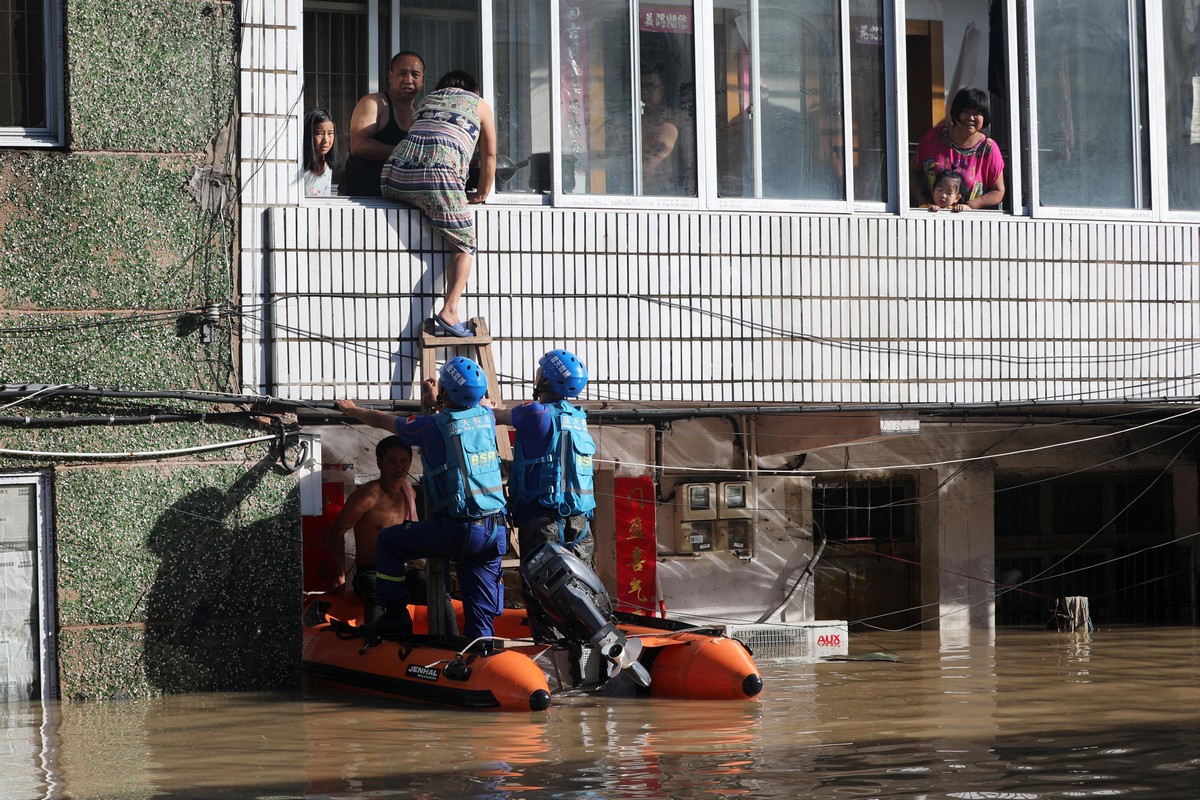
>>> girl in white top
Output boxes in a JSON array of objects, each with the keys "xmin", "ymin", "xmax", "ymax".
[{"xmin": 303, "ymin": 107, "xmax": 336, "ymax": 197}]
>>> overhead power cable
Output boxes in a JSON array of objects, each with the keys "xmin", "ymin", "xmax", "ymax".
[
  {"xmin": 638, "ymin": 295, "xmax": 1200, "ymax": 366},
  {"xmin": 0, "ymin": 434, "xmax": 283, "ymax": 461}
]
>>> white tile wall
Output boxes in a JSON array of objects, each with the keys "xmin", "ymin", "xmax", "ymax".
[{"xmin": 239, "ymin": 204, "xmax": 1198, "ymax": 406}]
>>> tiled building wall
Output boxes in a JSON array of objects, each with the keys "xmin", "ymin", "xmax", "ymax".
[{"xmin": 246, "ymin": 206, "xmax": 1200, "ymax": 407}]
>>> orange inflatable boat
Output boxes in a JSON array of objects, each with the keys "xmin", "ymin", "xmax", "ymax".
[
  {"xmin": 302, "ymin": 593, "xmax": 553, "ymax": 712},
  {"xmin": 302, "ymin": 592, "xmax": 763, "ymax": 710},
  {"xmin": 303, "ymin": 541, "xmax": 761, "ymax": 711}
]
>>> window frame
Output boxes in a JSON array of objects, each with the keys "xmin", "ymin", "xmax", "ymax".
[
  {"xmin": 479, "ymin": 0, "xmax": 555, "ymax": 206},
  {"xmin": 1022, "ymin": 0, "xmax": 1156, "ymax": 221},
  {"xmin": 545, "ymin": 0, "xmax": 709, "ymax": 211},
  {"xmin": 895, "ymin": 0, "xmax": 1021, "ymax": 219},
  {"xmin": 1002, "ymin": 0, "xmax": 1025, "ymax": 216},
  {"xmin": 1146, "ymin": 0, "xmax": 1200, "ymax": 222},
  {"xmin": 0, "ymin": 0, "xmax": 65, "ymax": 148},
  {"xmin": 305, "ymin": 0, "xmax": 888, "ymax": 213},
  {"xmin": 702, "ymin": 0, "xmax": 881, "ymax": 215},
  {"xmin": 0, "ymin": 472, "xmax": 57, "ymax": 701},
  {"xmin": 812, "ymin": 477, "xmax": 918, "ymax": 544}
]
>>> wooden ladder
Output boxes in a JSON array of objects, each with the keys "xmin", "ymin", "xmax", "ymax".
[
  {"xmin": 418, "ymin": 316, "xmax": 512, "ymax": 460},
  {"xmin": 418, "ymin": 316, "xmax": 513, "ymax": 636}
]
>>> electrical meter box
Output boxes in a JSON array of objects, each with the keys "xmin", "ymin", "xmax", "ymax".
[
  {"xmin": 717, "ymin": 518, "xmax": 754, "ymax": 555},
  {"xmin": 676, "ymin": 520, "xmax": 715, "ymax": 553},
  {"xmin": 675, "ymin": 483, "xmax": 717, "ymax": 553},
  {"xmin": 718, "ymin": 481, "xmax": 753, "ymax": 519},
  {"xmin": 677, "ymin": 482, "xmax": 717, "ymax": 521},
  {"xmin": 713, "ymin": 482, "xmax": 755, "ymax": 554}
]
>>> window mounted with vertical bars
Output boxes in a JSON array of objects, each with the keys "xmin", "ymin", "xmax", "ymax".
[
  {"xmin": 302, "ymin": 0, "xmax": 482, "ymax": 194},
  {"xmin": 813, "ymin": 479, "xmax": 916, "ymax": 543},
  {"xmin": 0, "ymin": 0, "xmax": 63, "ymax": 147}
]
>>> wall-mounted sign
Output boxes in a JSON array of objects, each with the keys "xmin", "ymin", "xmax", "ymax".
[{"xmin": 640, "ymin": 7, "xmax": 693, "ymax": 35}]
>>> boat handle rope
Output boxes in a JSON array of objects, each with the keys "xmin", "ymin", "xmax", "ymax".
[
  {"xmin": 422, "ymin": 635, "xmax": 509, "ymax": 669},
  {"xmin": 418, "ymin": 627, "xmax": 731, "ymax": 672},
  {"xmin": 625, "ymin": 627, "xmax": 727, "ymax": 639}
]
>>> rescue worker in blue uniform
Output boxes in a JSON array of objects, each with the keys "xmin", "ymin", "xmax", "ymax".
[
  {"xmin": 334, "ymin": 356, "xmax": 507, "ymax": 641},
  {"xmin": 489, "ymin": 349, "xmax": 596, "ymax": 642}
]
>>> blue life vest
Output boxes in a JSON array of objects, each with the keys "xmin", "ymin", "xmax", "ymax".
[
  {"xmin": 423, "ymin": 406, "xmax": 506, "ymax": 519},
  {"xmin": 512, "ymin": 401, "xmax": 596, "ymax": 517}
]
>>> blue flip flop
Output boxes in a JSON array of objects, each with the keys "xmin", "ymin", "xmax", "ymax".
[{"xmin": 433, "ymin": 315, "xmax": 473, "ymax": 338}]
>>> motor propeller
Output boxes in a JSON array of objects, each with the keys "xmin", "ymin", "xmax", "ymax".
[
  {"xmin": 605, "ymin": 636, "xmax": 652, "ymax": 687},
  {"xmin": 522, "ymin": 542, "xmax": 653, "ymax": 689}
]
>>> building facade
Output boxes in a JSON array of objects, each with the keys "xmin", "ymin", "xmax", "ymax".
[
  {"xmin": 250, "ymin": 0, "xmax": 1199, "ymax": 635},
  {"xmin": 2, "ymin": 0, "xmax": 1199, "ymax": 698}
]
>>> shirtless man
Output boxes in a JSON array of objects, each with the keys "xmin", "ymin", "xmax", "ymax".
[
  {"xmin": 338, "ymin": 51, "xmax": 426, "ymax": 197},
  {"xmin": 329, "ymin": 436, "xmax": 419, "ymax": 621},
  {"xmin": 640, "ymin": 64, "xmax": 682, "ymax": 196}
]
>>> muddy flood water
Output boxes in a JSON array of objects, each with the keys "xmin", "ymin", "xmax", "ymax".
[{"xmin": 6, "ymin": 626, "xmax": 1200, "ymax": 799}]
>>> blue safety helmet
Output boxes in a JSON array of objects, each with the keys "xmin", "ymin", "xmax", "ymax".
[
  {"xmin": 439, "ymin": 356, "xmax": 488, "ymax": 407},
  {"xmin": 538, "ymin": 349, "xmax": 588, "ymax": 398}
]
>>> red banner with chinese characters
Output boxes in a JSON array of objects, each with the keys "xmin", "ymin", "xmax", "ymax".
[{"xmin": 614, "ymin": 476, "xmax": 660, "ymax": 616}]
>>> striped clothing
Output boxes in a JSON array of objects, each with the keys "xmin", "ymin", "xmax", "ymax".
[{"xmin": 381, "ymin": 88, "xmax": 482, "ymax": 254}]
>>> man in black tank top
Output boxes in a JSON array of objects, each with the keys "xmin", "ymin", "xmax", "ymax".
[{"xmin": 338, "ymin": 51, "xmax": 425, "ymax": 197}]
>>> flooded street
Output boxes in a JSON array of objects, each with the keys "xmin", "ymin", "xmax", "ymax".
[{"xmin": 6, "ymin": 626, "xmax": 1200, "ymax": 799}]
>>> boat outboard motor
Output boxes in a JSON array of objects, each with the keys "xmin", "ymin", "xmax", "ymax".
[{"xmin": 521, "ymin": 542, "xmax": 652, "ymax": 688}]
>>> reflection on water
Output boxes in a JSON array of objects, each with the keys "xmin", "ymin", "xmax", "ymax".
[{"xmin": 6, "ymin": 628, "xmax": 1200, "ymax": 798}]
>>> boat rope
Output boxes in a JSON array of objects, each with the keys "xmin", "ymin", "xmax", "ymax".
[
  {"xmin": 624, "ymin": 627, "xmax": 726, "ymax": 639},
  {"xmin": 421, "ymin": 636, "xmax": 510, "ymax": 668}
]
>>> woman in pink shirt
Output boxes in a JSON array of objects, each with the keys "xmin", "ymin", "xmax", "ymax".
[{"xmin": 912, "ymin": 88, "xmax": 1006, "ymax": 211}]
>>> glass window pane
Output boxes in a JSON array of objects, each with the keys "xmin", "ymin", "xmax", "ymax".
[
  {"xmin": 849, "ymin": 0, "xmax": 887, "ymax": 202},
  {"xmin": 493, "ymin": 0, "xmax": 552, "ymax": 194},
  {"xmin": 713, "ymin": 0, "xmax": 753, "ymax": 197},
  {"xmin": 713, "ymin": 0, "xmax": 845, "ymax": 201},
  {"xmin": 638, "ymin": 2, "xmax": 697, "ymax": 196},
  {"xmin": 560, "ymin": 1, "xmax": 634, "ymax": 195},
  {"xmin": 0, "ymin": 484, "xmax": 39, "ymax": 702},
  {"xmin": 1032, "ymin": 0, "xmax": 1149, "ymax": 209},
  {"xmin": 0, "ymin": 0, "xmax": 47, "ymax": 128},
  {"xmin": 398, "ymin": 0, "xmax": 481, "ymax": 87},
  {"xmin": 758, "ymin": 0, "xmax": 843, "ymax": 200},
  {"xmin": 1163, "ymin": 0, "xmax": 1200, "ymax": 211}
]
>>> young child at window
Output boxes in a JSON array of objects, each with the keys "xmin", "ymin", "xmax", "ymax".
[
  {"xmin": 303, "ymin": 107, "xmax": 336, "ymax": 197},
  {"xmin": 922, "ymin": 169, "xmax": 965, "ymax": 212}
]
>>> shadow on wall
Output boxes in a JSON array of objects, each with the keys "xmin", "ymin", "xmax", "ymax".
[
  {"xmin": 389, "ymin": 260, "xmax": 436, "ymax": 399},
  {"xmin": 141, "ymin": 457, "xmax": 302, "ymax": 693}
]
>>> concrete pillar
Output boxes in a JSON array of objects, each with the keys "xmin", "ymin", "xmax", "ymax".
[
  {"xmin": 1172, "ymin": 466, "xmax": 1199, "ymax": 625},
  {"xmin": 1173, "ymin": 466, "xmax": 1199, "ymax": 545},
  {"xmin": 926, "ymin": 461, "xmax": 995, "ymax": 630}
]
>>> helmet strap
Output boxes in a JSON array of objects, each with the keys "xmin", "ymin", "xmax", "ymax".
[{"xmin": 533, "ymin": 373, "xmax": 554, "ymax": 401}]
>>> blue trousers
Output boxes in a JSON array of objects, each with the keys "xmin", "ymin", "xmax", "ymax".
[{"xmin": 375, "ymin": 515, "xmax": 506, "ymax": 640}]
